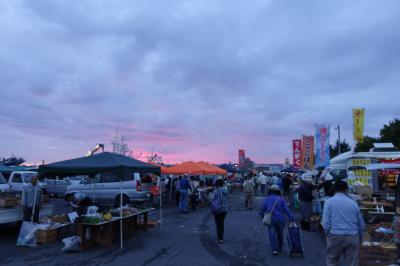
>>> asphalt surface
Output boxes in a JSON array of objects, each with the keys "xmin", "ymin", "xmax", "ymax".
[{"xmin": 0, "ymin": 193, "xmax": 327, "ymax": 266}]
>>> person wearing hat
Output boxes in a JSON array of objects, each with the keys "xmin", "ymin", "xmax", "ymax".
[
  {"xmin": 260, "ymin": 184, "xmax": 295, "ymax": 256},
  {"xmin": 22, "ymin": 176, "xmax": 43, "ymax": 223},
  {"xmin": 298, "ymin": 172, "xmax": 315, "ymax": 231}
]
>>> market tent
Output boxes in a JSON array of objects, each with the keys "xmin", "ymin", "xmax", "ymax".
[
  {"xmin": 38, "ymin": 152, "xmax": 160, "ymax": 249},
  {"xmin": 0, "ymin": 164, "xmax": 31, "ymax": 175},
  {"xmin": 38, "ymin": 152, "xmax": 160, "ymax": 177},
  {"xmin": 330, "ymin": 151, "xmax": 400, "ymax": 169},
  {"xmin": 164, "ymin": 161, "xmax": 216, "ymax": 175},
  {"xmin": 147, "ymin": 162, "xmax": 170, "ymax": 175},
  {"xmin": 197, "ymin": 162, "xmax": 227, "ymax": 175}
]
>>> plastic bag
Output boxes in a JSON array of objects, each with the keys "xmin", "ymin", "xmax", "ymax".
[
  {"xmin": 17, "ymin": 221, "xmax": 39, "ymax": 247},
  {"xmin": 86, "ymin": 206, "xmax": 99, "ymax": 216},
  {"xmin": 62, "ymin": 236, "xmax": 81, "ymax": 252}
]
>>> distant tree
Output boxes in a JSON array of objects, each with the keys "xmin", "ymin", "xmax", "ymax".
[
  {"xmin": 354, "ymin": 118, "xmax": 400, "ymax": 152},
  {"xmin": 329, "ymin": 139, "xmax": 351, "ymax": 158},
  {"xmin": 355, "ymin": 135, "xmax": 381, "ymax": 152},
  {"xmin": 380, "ymin": 118, "xmax": 400, "ymax": 149},
  {"xmin": 0, "ymin": 155, "xmax": 25, "ymax": 166}
]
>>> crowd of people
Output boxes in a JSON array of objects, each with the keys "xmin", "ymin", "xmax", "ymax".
[{"xmin": 170, "ymin": 170, "xmax": 399, "ymax": 266}]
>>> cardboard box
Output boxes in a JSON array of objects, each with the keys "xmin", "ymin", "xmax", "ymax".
[
  {"xmin": 51, "ymin": 215, "xmax": 68, "ymax": 224},
  {"xmin": 0, "ymin": 198, "xmax": 17, "ymax": 208},
  {"xmin": 37, "ymin": 228, "xmax": 58, "ymax": 244}
]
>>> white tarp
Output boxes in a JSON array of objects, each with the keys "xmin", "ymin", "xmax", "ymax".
[{"xmin": 330, "ymin": 151, "xmax": 400, "ymax": 165}]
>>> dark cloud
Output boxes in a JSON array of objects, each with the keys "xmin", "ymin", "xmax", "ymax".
[{"xmin": 1, "ymin": 0, "xmax": 399, "ymax": 164}]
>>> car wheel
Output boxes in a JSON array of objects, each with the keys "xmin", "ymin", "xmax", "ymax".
[{"xmin": 114, "ymin": 195, "xmax": 130, "ymax": 207}]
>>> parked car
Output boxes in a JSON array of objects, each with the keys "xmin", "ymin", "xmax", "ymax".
[
  {"xmin": 65, "ymin": 175, "xmax": 85, "ymax": 185},
  {"xmin": 0, "ymin": 172, "xmax": 10, "ymax": 192},
  {"xmin": 44, "ymin": 179, "xmax": 71, "ymax": 197},
  {"xmin": 64, "ymin": 171, "xmax": 154, "ymax": 206},
  {"xmin": 8, "ymin": 171, "xmax": 46, "ymax": 192}
]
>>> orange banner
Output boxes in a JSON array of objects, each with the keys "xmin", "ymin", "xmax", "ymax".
[{"xmin": 300, "ymin": 135, "xmax": 314, "ymax": 170}]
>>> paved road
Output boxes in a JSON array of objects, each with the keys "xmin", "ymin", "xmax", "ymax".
[{"xmin": 0, "ymin": 193, "xmax": 326, "ymax": 266}]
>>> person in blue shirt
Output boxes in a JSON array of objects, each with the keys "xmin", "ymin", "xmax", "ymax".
[
  {"xmin": 322, "ymin": 180, "xmax": 365, "ymax": 266},
  {"xmin": 260, "ymin": 185, "xmax": 295, "ymax": 256},
  {"xmin": 179, "ymin": 175, "xmax": 191, "ymax": 213}
]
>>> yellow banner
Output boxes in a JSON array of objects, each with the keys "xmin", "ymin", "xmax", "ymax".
[{"xmin": 353, "ymin": 108, "xmax": 365, "ymax": 143}]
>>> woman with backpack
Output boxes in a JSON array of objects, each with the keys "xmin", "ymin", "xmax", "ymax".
[
  {"xmin": 211, "ymin": 179, "xmax": 228, "ymax": 244},
  {"xmin": 260, "ymin": 184, "xmax": 295, "ymax": 256}
]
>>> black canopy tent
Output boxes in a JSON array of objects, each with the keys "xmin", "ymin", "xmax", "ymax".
[
  {"xmin": 38, "ymin": 152, "xmax": 160, "ymax": 178},
  {"xmin": 38, "ymin": 152, "xmax": 161, "ymax": 249}
]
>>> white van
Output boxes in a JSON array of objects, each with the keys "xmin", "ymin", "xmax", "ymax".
[
  {"xmin": 0, "ymin": 172, "xmax": 10, "ymax": 192},
  {"xmin": 8, "ymin": 171, "xmax": 42, "ymax": 192},
  {"xmin": 65, "ymin": 172, "xmax": 153, "ymax": 206}
]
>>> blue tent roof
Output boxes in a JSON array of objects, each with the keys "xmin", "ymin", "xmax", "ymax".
[{"xmin": 0, "ymin": 164, "xmax": 30, "ymax": 174}]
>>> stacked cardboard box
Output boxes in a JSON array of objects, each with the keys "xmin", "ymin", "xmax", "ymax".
[{"xmin": 37, "ymin": 228, "xmax": 58, "ymax": 244}]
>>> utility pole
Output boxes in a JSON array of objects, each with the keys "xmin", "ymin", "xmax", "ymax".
[{"xmin": 335, "ymin": 124, "xmax": 341, "ymax": 155}]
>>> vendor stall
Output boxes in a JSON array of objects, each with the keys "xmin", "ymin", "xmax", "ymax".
[{"xmin": 38, "ymin": 152, "xmax": 161, "ymax": 249}]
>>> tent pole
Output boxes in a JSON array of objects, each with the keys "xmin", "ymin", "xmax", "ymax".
[
  {"xmin": 160, "ymin": 176, "xmax": 163, "ymax": 229},
  {"xmin": 120, "ymin": 179, "xmax": 123, "ymax": 249}
]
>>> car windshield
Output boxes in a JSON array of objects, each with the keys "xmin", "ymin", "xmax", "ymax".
[
  {"xmin": 23, "ymin": 173, "xmax": 38, "ymax": 183},
  {"xmin": 0, "ymin": 173, "xmax": 6, "ymax": 184}
]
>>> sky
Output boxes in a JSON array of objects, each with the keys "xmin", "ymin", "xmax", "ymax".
[{"xmin": 1, "ymin": 0, "xmax": 400, "ymax": 165}]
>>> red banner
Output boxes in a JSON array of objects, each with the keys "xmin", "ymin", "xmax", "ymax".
[{"xmin": 292, "ymin": 139, "xmax": 302, "ymax": 168}]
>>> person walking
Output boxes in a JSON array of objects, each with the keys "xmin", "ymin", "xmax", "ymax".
[
  {"xmin": 298, "ymin": 173, "xmax": 314, "ymax": 231},
  {"xmin": 243, "ymin": 175, "xmax": 255, "ymax": 209},
  {"xmin": 22, "ymin": 176, "xmax": 43, "ymax": 223},
  {"xmin": 179, "ymin": 175, "xmax": 191, "ymax": 213},
  {"xmin": 260, "ymin": 185, "xmax": 295, "ymax": 256},
  {"xmin": 253, "ymin": 174, "xmax": 259, "ymax": 196},
  {"xmin": 189, "ymin": 176, "xmax": 199, "ymax": 211},
  {"xmin": 174, "ymin": 176, "xmax": 182, "ymax": 207},
  {"xmin": 322, "ymin": 180, "xmax": 365, "ymax": 266},
  {"xmin": 282, "ymin": 174, "xmax": 292, "ymax": 202},
  {"xmin": 258, "ymin": 173, "xmax": 268, "ymax": 195},
  {"xmin": 211, "ymin": 179, "xmax": 228, "ymax": 244}
]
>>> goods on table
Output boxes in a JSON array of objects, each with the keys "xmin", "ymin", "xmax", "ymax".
[
  {"xmin": 112, "ymin": 206, "xmax": 140, "ymax": 217},
  {"xmin": 81, "ymin": 216, "xmax": 102, "ymax": 224},
  {"xmin": 102, "ymin": 212, "xmax": 112, "ymax": 221}
]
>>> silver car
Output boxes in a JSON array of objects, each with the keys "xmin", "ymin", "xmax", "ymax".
[
  {"xmin": 44, "ymin": 179, "xmax": 71, "ymax": 197},
  {"xmin": 65, "ymin": 171, "xmax": 153, "ymax": 206}
]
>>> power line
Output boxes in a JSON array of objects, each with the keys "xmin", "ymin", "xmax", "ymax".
[{"xmin": 368, "ymin": 90, "xmax": 400, "ymax": 121}]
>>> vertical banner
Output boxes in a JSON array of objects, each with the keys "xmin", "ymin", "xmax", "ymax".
[
  {"xmin": 238, "ymin": 149, "xmax": 245, "ymax": 167},
  {"xmin": 292, "ymin": 139, "xmax": 302, "ymax": 168},
  {"xmin": 315, "ymin": 125, "xmax": 330, "ymax": 167},
  {"xmin": 300, "ymin": 135, "xmax": 314, "ymax": 170},
  {"xmin": 353, "ymin": 108, "xmax": 365, "ymax": 143}
]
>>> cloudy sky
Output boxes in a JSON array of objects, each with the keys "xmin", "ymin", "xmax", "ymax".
[{"xmin": 1, "ymin": 0, "xmax": 399, "ymax": 164}]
